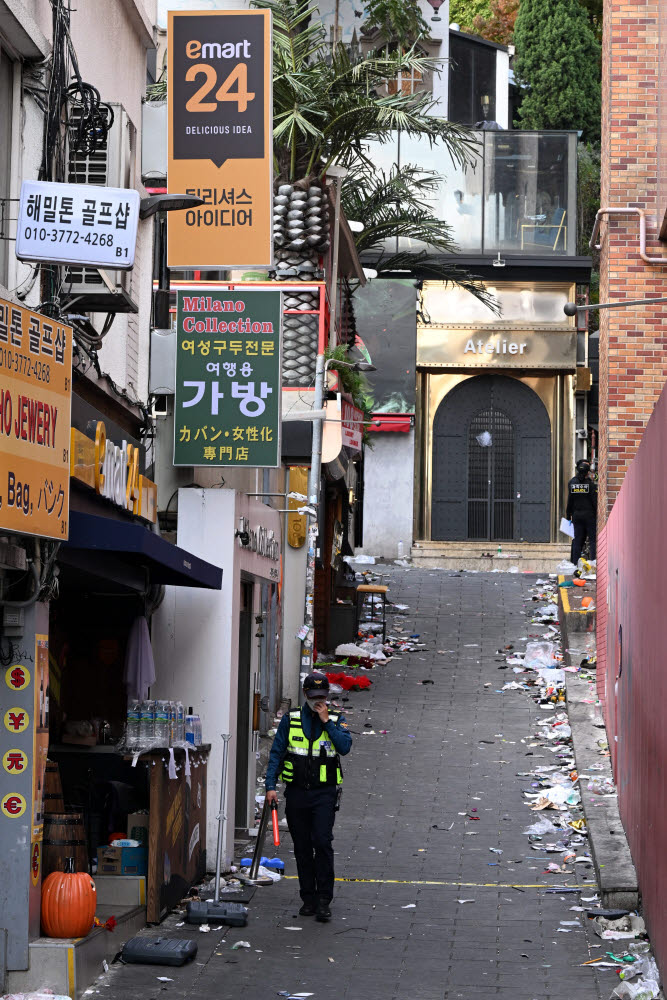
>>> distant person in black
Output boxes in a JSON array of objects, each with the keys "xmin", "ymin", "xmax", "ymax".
[{"xmin": 566, "ymin": 458, "xmax": 597, "ymax": 564}]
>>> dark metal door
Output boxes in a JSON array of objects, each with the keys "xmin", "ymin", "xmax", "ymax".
[
  {"xmin": 431, "ymin": 374, "xmax": 550, "ymax": 542},
  {"xmin": 467, "ymin": 407, "xmax": 515, "ymax": 541}
]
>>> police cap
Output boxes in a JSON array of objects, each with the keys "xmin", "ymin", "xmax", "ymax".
[{"xmin": 303, "ymin": 671, "xmax": 329, "ymax": 699}]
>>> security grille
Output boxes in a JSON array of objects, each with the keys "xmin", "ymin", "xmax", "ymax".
[{"xmin": 467, "ymin": 407, "xmax": 515, "ymax": 541}]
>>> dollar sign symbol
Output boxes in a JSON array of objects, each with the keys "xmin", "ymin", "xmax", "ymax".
[{"xmin": 10, "ymin": 667, "xmax": 24, "ymax": 689}]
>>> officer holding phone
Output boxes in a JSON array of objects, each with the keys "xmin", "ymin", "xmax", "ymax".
[{"xmin": 265, "ymin": 672, "xmax": 352, "ymax": 922}]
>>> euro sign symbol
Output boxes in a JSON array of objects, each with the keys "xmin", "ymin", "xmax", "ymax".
[{"xmin": 10, "ymin": 667, "xmax": 24, "ymax": 689}]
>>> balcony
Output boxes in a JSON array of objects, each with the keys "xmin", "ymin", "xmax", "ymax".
[{"xmin": 369, "ymin": 130, "xmax": 579, "ymax": 258}]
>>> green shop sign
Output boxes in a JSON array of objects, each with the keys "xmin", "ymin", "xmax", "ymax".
[{"xmin": 174, "ymin": 289, "xmax": 282, "ymax": 467}]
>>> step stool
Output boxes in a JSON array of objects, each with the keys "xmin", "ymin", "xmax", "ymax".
[{"xmin": 356, "ymin": 584, "xmax": 388, "ymax": 642}]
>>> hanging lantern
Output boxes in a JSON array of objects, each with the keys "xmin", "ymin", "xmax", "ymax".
[
  {"xmin": 41, "ymin": 857, "xmax": 97, "ymax": 939},
  {"xmin": 425, "ymin": 0, "xmax": 444, "ymax": 20}
]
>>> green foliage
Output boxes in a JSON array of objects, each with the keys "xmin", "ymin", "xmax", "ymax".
[
  {"xmin": 362, "ymin": 0, "xmax": 431, "ymax": 44},
  {"xmin": 577, "ymin": 142, "xmax": 600, "ymax": 272},
  {"xmin": 449, "ymin": 0, "xmax": 492, "ymax": 31},
  {"xmin": 253, "ymin": 0, "xmax": 479, "ymax": 181},
  {"xmin": 342, "ymin": 161, "xmax": 499, "ymax": 311},
  {"xmin": 324, "ymin": 345, "xmax": 376, "ymax": 442},
  {"xmin": 513, "ymin": 0, "xmax": 601, "ymax": 142}
]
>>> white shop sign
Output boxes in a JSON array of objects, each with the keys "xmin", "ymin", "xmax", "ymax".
[{"xmin": 16, "ymin": 180, "xmax": 140, "ymax": 270}]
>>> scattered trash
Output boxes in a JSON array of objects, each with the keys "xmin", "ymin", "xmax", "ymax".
[
  {"xmin": 156, "ymin": 977, "xmax": 174, "ymax": 982},
  {"xmin": 231, "ymin": 941, "xmax": 251, "ymax": 950},
  {"xmin": 591, "ymin": 915, "xmax": 646, "ymax": 941},
  {"xmin": 401, "ymin": 904, "xmax": 416, "ymax": 909}
]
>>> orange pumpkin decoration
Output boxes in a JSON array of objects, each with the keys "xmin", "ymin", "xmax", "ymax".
[{"xmin": 41, "ymin": 857, "xmax": 96, "ymax": 938}]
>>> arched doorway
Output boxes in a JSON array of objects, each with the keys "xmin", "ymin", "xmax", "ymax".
[{"xmin": 431, "ymin": 375, "xmax": 551, "ymax": 542}]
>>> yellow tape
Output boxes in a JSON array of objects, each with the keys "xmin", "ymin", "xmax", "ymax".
[
  {"xmin": 67, "ymin": 946, "xmax": 75, "ymax": 996},
  {"xmin": 283, "ymin": 876, "xmax": 597, "ymax": 889}
]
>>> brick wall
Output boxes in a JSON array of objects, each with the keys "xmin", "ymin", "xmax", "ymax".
[{"xmin": 599, "ymin": 0, "xmax": 667, "ymax": 525}]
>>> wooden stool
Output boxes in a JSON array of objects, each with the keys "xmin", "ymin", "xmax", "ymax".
[{"xmin": 356, "ymin": 584, "xmax": 388, "ymax": 642}]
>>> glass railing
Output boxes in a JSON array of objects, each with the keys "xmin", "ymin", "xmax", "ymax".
[{"xmin": 368, "ymin": 129, "xmax": 578, "ymax": 257}]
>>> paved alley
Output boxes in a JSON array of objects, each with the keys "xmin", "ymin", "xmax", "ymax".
[{"xmin": 101, "ymin": 569, "xmax": 607, "ymax": 1000}]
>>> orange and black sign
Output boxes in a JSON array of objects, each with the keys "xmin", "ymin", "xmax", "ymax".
[{"xmin": 168, "ymin": 9, "xmax": 273, "ymax": 269}]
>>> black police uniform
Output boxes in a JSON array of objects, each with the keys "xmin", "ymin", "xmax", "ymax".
[
  {"xmin": 265, "ymin": 690, "xmax": 352, "ymax": 912},
  {"xmin": 566, "ymin": 469, "xmax": 597, "ymax": 563}
]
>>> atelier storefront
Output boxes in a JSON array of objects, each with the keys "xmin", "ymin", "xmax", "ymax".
[{"xmin": 415, "ymin": 281, "xmax": 580, "ymax": 544}]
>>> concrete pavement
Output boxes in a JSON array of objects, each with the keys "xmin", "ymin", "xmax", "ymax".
[{"xmin": 99, "ymin": 568, "xmax": 609, "ymax": 1000}]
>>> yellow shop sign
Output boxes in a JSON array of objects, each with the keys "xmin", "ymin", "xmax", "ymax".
[{"xmin": 70, "ymin": 421, "xmax": 157, "ymax": 523}]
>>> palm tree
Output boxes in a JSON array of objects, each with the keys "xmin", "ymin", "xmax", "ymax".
[
  {"xmin": 253, "ymin": 0, "xmax": 478, "ymax": 182},
  {"xmin": 342, "ymin": 161, "xmax": 497, "ymax": 309}
]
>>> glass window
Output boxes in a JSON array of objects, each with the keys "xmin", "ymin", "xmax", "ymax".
[
  {"xmin": 0, "ymin": 47, "xmax": 13, "ymax": 286},
  {"xmin": 483, "ymin": 132, "xmax": 570, "ymax": 255},
  {"xmin": 448, "ymin": 34, "xmax": 497, "ymax": 126}
]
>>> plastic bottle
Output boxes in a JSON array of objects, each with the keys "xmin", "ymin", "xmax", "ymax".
[
  {"xmin": 497, "ymin": 544, "xmax": 502, "ymax": 556},
  {"xmin": 194, "ymin": 713, "xmax": 202, "ymax": 746},
  {"xmin": 176, "ymin": 701, "xmax": 185, "ymax": 743},
  {"xmin": 139, "ymin": 699, "xmax": 155, "ymax": 744},
  {"xmin": 397, "ymin": 540, "xmax": 405, "ymax": 559},
  {"xmin": 168, "ymin": 701, "xmax": 176, "ymax": 745},
  {"xmin": 126, "ymin": 699, "xmax": 140, "ymax": 748},
  {"xmin": 154, "ymin": 700, "xmax": 169, "ymax": 745},
  {"xmin": 185, "ymin": 707, "xmax": 196, "ymax": 747}
]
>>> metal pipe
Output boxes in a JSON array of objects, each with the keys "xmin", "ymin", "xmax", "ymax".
[
  {"xmin": 565, "ymin": 295, "xmax": 667, "ymax": 315},
  {"xmin": 214, "ymin": 734, "xmax": 232, "ymax": 903},
  {"xmin": 590, "ymin": 206, "xmax": 667, "ymax": 265}
]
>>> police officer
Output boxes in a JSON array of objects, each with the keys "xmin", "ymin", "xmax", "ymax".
[
  {"xmin": 265, "ymin": 672, "xmax": 352, "ymax": 922},
  {"xmin": 566, "ymin": 458, "xmax": 597, "ymax": 565}
]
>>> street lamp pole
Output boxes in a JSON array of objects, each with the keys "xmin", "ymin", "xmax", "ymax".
[{"xmin": 300, "ymin": 358, "xmax": 376, "ymax": 677}]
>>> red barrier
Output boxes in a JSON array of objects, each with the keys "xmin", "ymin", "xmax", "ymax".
[{"xmin": 604, "ymin": 382, "xmax": 667, "ymax": 971}]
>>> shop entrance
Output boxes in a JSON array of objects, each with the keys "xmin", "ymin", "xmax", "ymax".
[
  {"xmin": 235, "ymin": 582, "xmax": 254, "ymax": 830},
  {"xmin": 431, "ymin": 374, "xmax": 551, "ymax": 542}
]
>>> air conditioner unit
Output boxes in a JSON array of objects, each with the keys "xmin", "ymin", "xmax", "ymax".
[{"xmin": 63, "ymin": 103, "xmax": 139, "ymax": 313}]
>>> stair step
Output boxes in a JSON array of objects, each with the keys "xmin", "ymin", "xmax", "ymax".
[
  {"xmin": 411, "ymin": 541, "xmax": 570, "ymax": 573},
  {"xmin": 6, "ymin": 903, "xmax": 146, "ymax": 999}
]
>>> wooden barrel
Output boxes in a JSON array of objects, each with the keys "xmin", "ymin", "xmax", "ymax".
[
  {"xmin": 43, "ymin": 812, "xmax": 88, "ymax": 877},
  {"xmin": 43, "ymin": 761, "xmax": 64, "ymax": 814}
]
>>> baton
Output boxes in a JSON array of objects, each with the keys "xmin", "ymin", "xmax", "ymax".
[{"xmin": 271, "ymin": 800, "xmax": 280, "ymax": 847}]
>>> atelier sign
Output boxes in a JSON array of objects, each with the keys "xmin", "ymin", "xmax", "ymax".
[
  {"xmin": 0, "ymin": 296, "xmax": 72, "ymax": 540},
  {"xmin": 168, "ymin": 9, "xmax": 272, "ymax": 268},
  {"xmin": 417, "ymin": 328, "xmax": 578, "ymax": 371}
]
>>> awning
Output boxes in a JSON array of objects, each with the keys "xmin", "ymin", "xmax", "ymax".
[
  {"xmin": 369, "ymin": 414, "xmax": 413, "ymax": 433},
  {"xmin": 62, "ymin": 511, "xmax": 223, "ymax": 590}
]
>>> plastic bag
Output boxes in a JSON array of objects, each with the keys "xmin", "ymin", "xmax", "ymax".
[
  {"xmin": 587, "ymin": 777, "xmax": 616, "ymax": 795},
  {"xmin": 556, "ymin": 560, "xmax": 576, "ymax": 575},
  {"xmin": 524, "ymin": 641, "xmax": 556, "ymax": 669},
  {"xmin": 612, "ymin": 979, "xmax": 659, "ymax": 1000},
  {"xmin": 523, "ymin": 817, "xmax": 559, "ymax": 836}
]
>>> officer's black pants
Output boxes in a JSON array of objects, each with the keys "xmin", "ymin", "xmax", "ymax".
[
  {"xmin": 285, "ymin": 784, "xmax": 337, "ymax": 903},
  {"xmin": 571, "ymin": 514, "xmax": 597, "ymax": 563}
]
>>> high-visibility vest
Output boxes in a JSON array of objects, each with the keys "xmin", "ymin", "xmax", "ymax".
[{"xmin": 281, "ymin": 709, "xmax": 343, "ymax": 788}]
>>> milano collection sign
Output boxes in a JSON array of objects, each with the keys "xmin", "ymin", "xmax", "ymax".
[
  {"xmin": 167, "ymin": 9, "xmax": 272, "ymax": 269},
  {"xmin": 174, "ymin": 289, "xmax": 282, "ymax": 467}
]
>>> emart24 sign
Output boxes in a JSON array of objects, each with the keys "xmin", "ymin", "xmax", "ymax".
[
  {"xmin": 174, "ymin": 289, "xmax": 281, "ymax": 467},
  {"xmin": 168, "ymin": 9, "xmax": 272, "ymax": 269}
]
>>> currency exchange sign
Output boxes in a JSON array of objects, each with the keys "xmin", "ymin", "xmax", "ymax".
[{"xmin": 174, "ymin": 289, "xmax": 281, "ymax": 467}]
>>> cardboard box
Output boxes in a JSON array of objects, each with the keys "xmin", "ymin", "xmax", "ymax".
[
  {"xmin": 98, "ymin": 845, "xmax": 148, "ymax": 876},
  {"xmin": 127, "ymin": 811, "xmax": 149, "ymax": 847}
]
